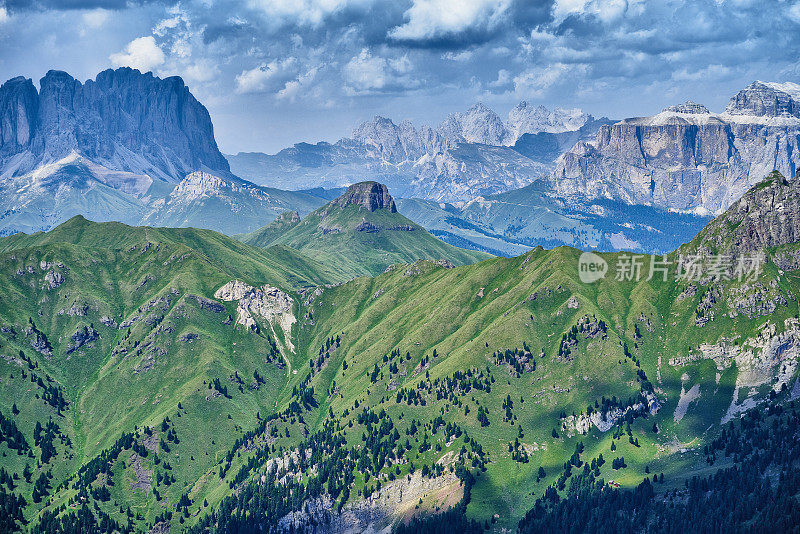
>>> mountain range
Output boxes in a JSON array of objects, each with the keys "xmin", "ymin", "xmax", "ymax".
[
  {"xmin": 0, "ymin": 69, "xmax": 330, "ymax": 236},
  {"xmin": 2, "ymin": 69, "xmax": 799, "ymax": 259},
  {"xmin": 1, "ymin": 170, "xmax": 799, "ymax": 533},
  {"xmin": 237, "ymin": 181, "xmax": 489, "ymax": 278},
  {"xmin": 554, "ymin": 82, "xmax": 800, "ymax": 215},
  {"xmin": 227, "ymin": 102, "xmax": 611, "ymax": 203}
]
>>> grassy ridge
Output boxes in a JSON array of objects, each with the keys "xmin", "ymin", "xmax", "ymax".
[{"xmin": 1, "ymin": 175, "xmax": 799, "ymax": 533}]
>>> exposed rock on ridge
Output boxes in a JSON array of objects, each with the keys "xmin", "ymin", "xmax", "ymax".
[
  {"xmin": 691, "ymin": 171, "xmax": 800, "ymax": 256},
  {"xmin": 333, "ymin": 181, "xmax": 397, "ymax": 212}
]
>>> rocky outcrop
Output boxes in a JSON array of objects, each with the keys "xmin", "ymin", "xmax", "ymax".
[
  {"xmin": 278, "ymin": 469, "xmax": 461, "ymax": 533},
  {"xmin": 552, "ymin": 81, "xmax": 800, "ymax": 214},
  {"xmin": 214, "ymin": 281, "xmax": 296, "ymax": 352},
  {"xmin": 663, "ymin": 101, "xmax": 710, "ymax": 114},
  {"xmin": 691, "ymin": 171, "xmax": 800, "ymax": 257},
  {"xmin": 333, "ymin": 181, "xmax": 397, "ymax": 212},
  {"xmin": 506, "ymin": 102, "xmax": 591, "ymax": 142},
  {"xmin": 0, "ymin": 68, "xmax": 229, "ymax": 181},
  {"xmin": 725, "ymin": 81, "xmax": 800, "ymax": 119}
]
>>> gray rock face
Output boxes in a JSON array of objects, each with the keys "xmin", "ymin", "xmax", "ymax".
[
  {"xmin": 333, "ymin": 181, "xmax": 397, "ymax": 212},
  {"xmin": 506, "ymin": 102, "xmax": 591, "ymax": 142},
  {"xmin": 663, "ymin": 101, "xmax": 710, "ymax": 114},
  {"xmin": 725, "ymin": 81, "xmax": 800, "ymax": 118},
  {"xmin": 234, "ymin": 102, "xmax": 604, "ymax": 204},
  {"xmin": 438, "ymin": 102, "xmax": 508, "ymax": 146},
  {"xmin": 0, "ymin": 68, "xmax": 229, "ymax": 181},
  {"xmin": 694, "ymin": 171, "xmax": 800, "ymax": 256},
  {"xmin": 0, "ymin": 77, "xmax": 38, "ymax": 154},
  {"xmin": 553, "ymin": 82, "xmax": 800, "ymax": 214}
]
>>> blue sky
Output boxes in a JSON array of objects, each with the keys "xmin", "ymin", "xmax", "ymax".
[{"xmin": 1, "ymin": 0, "xmax": 800, "ymax": 153}]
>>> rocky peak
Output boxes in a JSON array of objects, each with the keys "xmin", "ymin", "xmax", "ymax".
[
  {"xmin": 506, "ymin": 102, "xmax": 590, "ymax": 141},
  {"xmin": 0, "ymin": 67, "xmax": 230, "ymax": 180},
  {"xmin": 692, "ymin": 171, "xmax": 800, "ymax": 256},
  {"xmin": 438, "ymin": 102, "xmax": 507, "ymax": 146},
  {"xmin": 663, "ymin": 101, "xmax": 710, "ymax": 114},
  {"xmin": 724, "ymin": 81, "xmax": 800, "ymax": 118},
  {"xmin": 171, "ymin": 171, "xmax": 226, "ymax": 200},
  {"xmin": 0, "ymin": 76, "xmax": 38, "ymax": 152},
  {"xmin": 333, "ymin": 181, "xmax": 397, "ymax": 212},
  {"xmin": 352, "ymin": 116, "xmax": 426, "ymax": 162}
]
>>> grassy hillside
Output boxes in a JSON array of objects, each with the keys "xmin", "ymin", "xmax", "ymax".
[
  {"xmin": 1, "ymin": 176, "xmax": 799, "ymax": 533},
  {"xmin": 236, "ymin": 210, "xmax": 301, "ymax": 248},
  {"xmin": 239, "ymin": 188, "xmax": 490, "ymax": 278}
]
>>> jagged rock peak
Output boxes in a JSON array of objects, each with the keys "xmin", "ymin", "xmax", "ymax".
[
  {"xmin": 0, "ymin": 67, "xmax": 229, "ymax": 180},
  {"xmin": 333, "ymin": 181, "xmax": 397, "ymax": 212},
  {"xmin": 506, "ymin": 102, "xmax": 591, "ymax": 140},
  {"xmin": 663, "ymin": 101, "xmax": 710, "ymax": 114},
  {"xmin": 725, "ymin": 81, "xmax": 800, "ymax": 118},
  {"xmin": 693, "ymin": 171, "xmax": 800, "ymax": 255},
  {"xmin": 172, "ymin": 171, "xmax": 226, "ymax": 198}
]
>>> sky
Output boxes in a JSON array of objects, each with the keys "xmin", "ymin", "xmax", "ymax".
[{"xmin": 1, "ymin": 0, "xmax": 800, "ymax": 154}]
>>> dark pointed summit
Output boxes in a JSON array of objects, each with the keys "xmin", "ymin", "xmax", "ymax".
[{"xmin": 333, "ymin": 181, "xmax": 397, "ymax": 212}]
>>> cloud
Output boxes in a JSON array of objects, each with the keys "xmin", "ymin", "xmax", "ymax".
[
  {"xmin": 277, "ymin": 66, "xmax": 318, "ymax": 101},
  {"xmin": 343, "ymin": 48, "xmax": 388, "ymax": 92},
  {"xmin": 342, "ymin": 48, "xmax": 419, "ymax": 94},
  {"xmin": 246, "ymin": 0, "xmax": 372, "ymax": 28},
  {"xmin": 184, "ymin": 58, "xmax": 220, "ymax": 83},
  {"xmin": 81, "ymin": 7, "xmax": 108, "ymax": 28},
  {"xmin": 552, "ymin": 0, "xmax": 633, "ymax": 24},
  {"xmin": 235, "ymin": 58, "xmax": 298, "ymax": 94},
  {"xmin": 442, "ymin": 50, "xmax": 474, "ymax": 61},
  {"xmin": 0, "ymin": 5, "xmax": 8, "ymax": 22},
  {"xmin": 512, "ymin": 63, "xmax": 581, "ymax": 97},
  {"xmin": 789, "ymin": 2, "xmax": 800, "ymax": 23},
  {"xmin": 489, "ymin": 68, "xmax": 510, "ymax": 87},
  {"xmin": 389, "ymin": 0, "xmax": 511, "ymax": 44},
  {"xmin": 671, "ymin": 64, "xmax": 733, "ymax": 83},
  {"xmin": 6, "ymin": 0, "xmax": 161, "ymax": 11},
  {"xmin": 109, "ymin": 36, "xmax": 165, "ymax": 71}
]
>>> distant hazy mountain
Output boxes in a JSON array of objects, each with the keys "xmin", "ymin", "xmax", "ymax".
[
  {"xmin": 553, "ymin": 81, "xmax": 800, "ymax": 214},
  {"xmin": 0, "ymin": 68, "xmax": 229, "ymax": 181},
  {"xmin": 0, "ymin": 68, "xmax": 328, "ymax": 236},
  {"xmin": 397, "ymin": 180, "xmax": 711, "ymax": 257},
  {"xmin": 227, "ymin": 103, "xmax": 612, "ymax": 203}
]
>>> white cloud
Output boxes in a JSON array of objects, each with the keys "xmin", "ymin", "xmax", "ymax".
[
  {"xmin": 789, "ymin": 2, "xmax": 800, "ymax": 23},
  {"xmin": 389, "ymin": 0, "xmax": 510, "ymax": 41},
  {"xmin": 277, "ymin": 67, "xmax": 318, "ymax": 101},
  {"xmin": 0, "ymin": 5, "xmax": 8, "ymax": 24},
  {"xmin": 235, "ymin": 58, "xmax": 298, "ymax": 94},
  {"xmin": 489, "ymin": 68, "xmax": 510, "ymax": 87},
  {"xmin": 343, "ymin": 48, "xmax": 388, "ymax": 92},
  {"xmin": 553, "ymin": 0, "xmax": 632, "ymax": 23},
  {"xmin": 343, "ymin": 48, "xmax": 419, "ymax": 94},
  {"xmin": 109, "ymin": 36, "xmax": 166, "ymax": 72},
  {"xmin": 247, "ymin": 0, "xmax": 371, "ymax": 28},
  {"xmin": 184, "ymin": 59, "xmax": 221, "ymax": 83},
  {"xmin": 513, "ymin": 63, "xmax": 580, "ymax": 97},
  {"xmin": 442, "ymin": 50, "xmax": 474, "ymax": 62},
  {"xmin": 81, "ymin": 9, "xmax": 109, "ymax": 29},
  {"xmin": 671, "ymin": 64, "xmax": 732, "ymax": 82}
]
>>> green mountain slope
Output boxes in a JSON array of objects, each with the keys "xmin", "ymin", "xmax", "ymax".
[
  {"xmin": 239, "ymin": 181, "xmax": 491, "ymax": 278},
  {"xmin": 236, "ymin": 210, "xmax": 301, "ymax": 248},
  {"xmin": 1, "ymin": 174, "xmax": 799, "ymax": 533}
]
